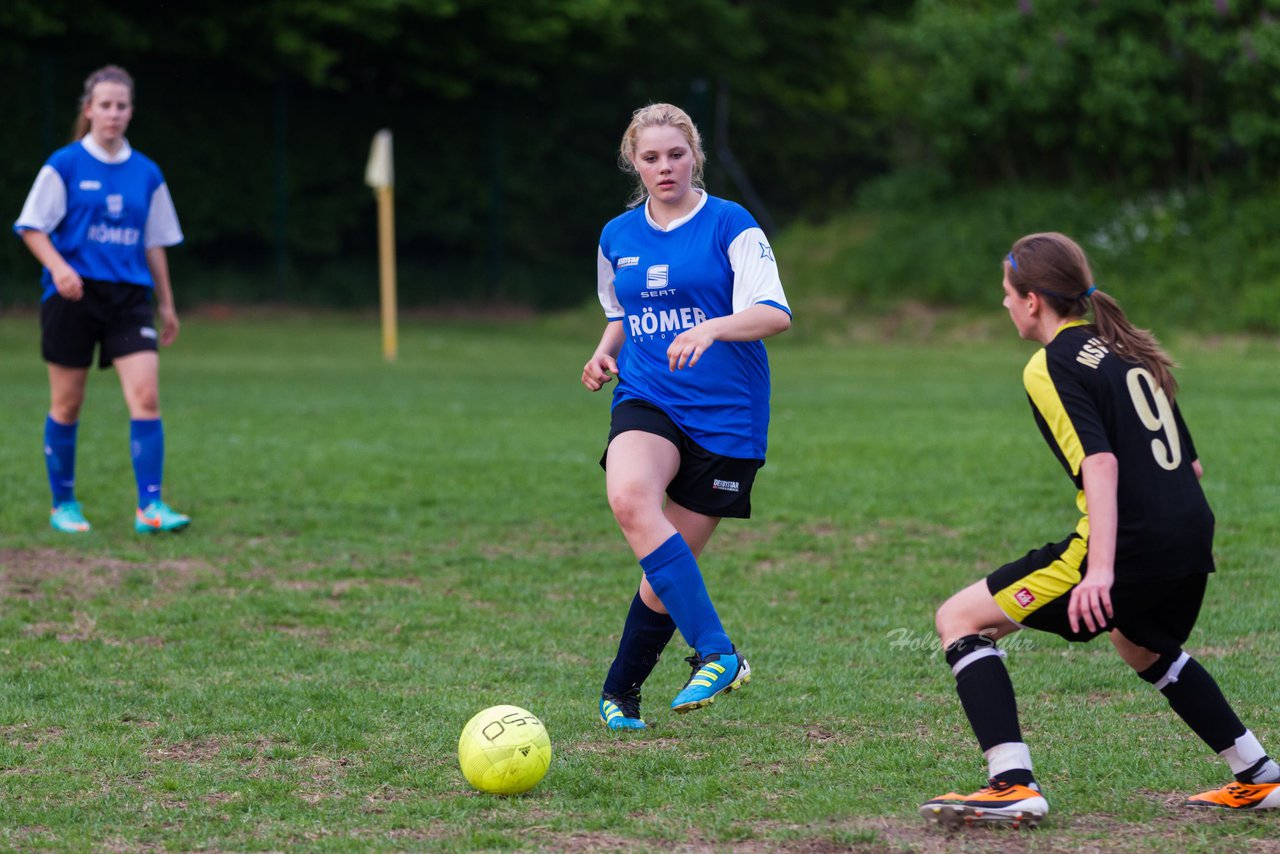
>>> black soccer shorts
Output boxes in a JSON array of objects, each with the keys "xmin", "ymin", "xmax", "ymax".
[
  {"xmin": 601, "ymin": 398, "xmax": 764, "ymax": 519},
  {"xmin": 41, "ymin": 279, "xmax": 158, "ymax": 369}
]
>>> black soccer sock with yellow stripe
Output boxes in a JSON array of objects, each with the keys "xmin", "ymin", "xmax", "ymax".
[{"xmin": 946, "ymin": 633, "xmax": 1031, "ymax": 782}]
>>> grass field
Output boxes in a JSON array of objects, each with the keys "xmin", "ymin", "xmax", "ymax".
[{"xmin": 1, "ymin": 308, "xmax": 1278, "ymax": 852}]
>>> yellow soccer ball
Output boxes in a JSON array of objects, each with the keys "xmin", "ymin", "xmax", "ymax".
[{"xmin": 458, "ymin": 705, "xmax": 552, "ymax": 795}]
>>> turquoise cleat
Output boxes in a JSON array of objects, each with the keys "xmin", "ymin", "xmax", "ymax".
[
  {"xmin": 50, "ymin": 501, "xmax": 91, "ymax": 534},
  {"xmin": 671, "ymin": 650, "xmax": 751, "ymax": 713},
  {"xmin": 135, "ymin": 500, "xmax": 191, "ymax": 533},
  {"xmin": 600, "ymin": 691, "xmax": 646, "ymax": 731}
]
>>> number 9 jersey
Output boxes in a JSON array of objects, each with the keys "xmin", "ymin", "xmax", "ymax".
[{"xmin": 1023, "ymin": 320, "xmax": 1215, "ymax": 581}]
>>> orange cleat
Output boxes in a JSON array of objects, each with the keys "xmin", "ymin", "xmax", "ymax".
[
  {"xmin": 919, "ymin": 780, "xmax": 1047, "ymax": 829},
  {"xmin": 1186, "ymin": 781, "xmax": 1280, "ymax": 810}
]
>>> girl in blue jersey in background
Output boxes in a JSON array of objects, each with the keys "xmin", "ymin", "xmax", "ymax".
[
  {"xmin": 14, "ymin": 65, "xmax": 190, "ymax": 534},
  {"xmin": 582, "ymin": 103, "xmax": 791, "ymax": 729}
]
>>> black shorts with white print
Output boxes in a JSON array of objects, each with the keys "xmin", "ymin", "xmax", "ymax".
[
  {"xmin": 601, "ymin": 398, "xmax": 764, "ymax": 519},
  {"xmin": 41, "ymin": 279, "xmax": 157, "ymax": 369}
]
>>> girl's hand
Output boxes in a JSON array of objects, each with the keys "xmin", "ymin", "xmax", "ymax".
[
  {"xmin": 157, "ymin": 305, "xmax": 180, "ymax": 346},
  {"xmin": 1068, "ymin": 570, "xmax": 1114, "ymax": 634},
  {"xmin": 667, "ymin": 321, "xmax": 719, "ymax": 371},
  {"xmin": 53, "ymin": 265, "xmax": 85, "ymax": 301},
  {"xmin": 582, "ymin": 353, "xmax": 620, "ymax": 391}
]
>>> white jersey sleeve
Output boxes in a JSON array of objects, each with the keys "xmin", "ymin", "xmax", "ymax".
[
  {"xmin": 144, "ymin": 183, "xmax": 184, "ymax": 248},
  {"xmin": 597, "ymin": 245, "xmax": 623, "ymax": 319},
  {"xmin": 727, "ymin": 226, "xmax": 789, "ymax": 315},
  {"xmin": 14, "ymin": 166, "xmax": 67, "ymax": 233}
]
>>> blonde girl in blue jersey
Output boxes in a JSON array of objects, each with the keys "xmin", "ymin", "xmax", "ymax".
[
  {"xmin": 582, "ymin": 103, "xmax": 791, "ymax": 730},
  {"xmin": 14, "ymin": 65, "xmax": 190, "ymax": 534},
  {"xmin": 920, "ymin": 232, "xmax": 1279, "ymax": 828}
]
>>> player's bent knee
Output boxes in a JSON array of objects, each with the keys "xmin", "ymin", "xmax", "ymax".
[
  {"xmin": 935, "ymin": 597, "xmax": 977, "ymax": 645},
  {"xmin": 1110, "ymin": 629, "xmax": 1161, "ymax": 672},
  {"xmin": 935, "ymin": 584, "xmax": 979, "ymax": 627},
  {"xmin": 607, "ymin": 488, "xmax": 662, "ymax": 535},
  {"xmin": 1137, "ymin": 650, "xmax": 1189, "ymax": 687}
]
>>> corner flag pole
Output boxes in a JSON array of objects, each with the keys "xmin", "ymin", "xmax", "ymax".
[{"xmin": 365, "ymin": 129, "xmax": 397, "ymax": 362}]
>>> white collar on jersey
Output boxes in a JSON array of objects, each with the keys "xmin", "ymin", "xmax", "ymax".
[
  {"xmin": 644, "ymin": 188, "xmax": 708, "ymax": 232},
  {"xmin": 80, "ymin": 135, "xmax": 134, "ymax": 165}
]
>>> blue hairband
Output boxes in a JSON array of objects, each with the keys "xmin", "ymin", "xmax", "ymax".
[
  {"xmin": 1033, "ymin": 284, "xmax": 1098, "ymax": 302},
  {"xmin": 1010, "ymin": 252, "xmax": 1098, "ymax": 300}
]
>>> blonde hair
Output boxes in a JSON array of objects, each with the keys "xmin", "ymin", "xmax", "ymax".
[
  {"xmin": 72, "ymin": 65, "xmax": 134, "ymax": 141},
  {"xmin": 1005, "ymin": 232, "xmax": 1179, "ymax": 398},
  {"xmin": 617, "ymin": 103, "xmax": 706, "ymax": 208}
]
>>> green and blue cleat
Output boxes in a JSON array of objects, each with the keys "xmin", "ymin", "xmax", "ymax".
[
  {"xmin": 135, "ymin": 500, "xmax": 191, "ymax": 533},
  {"xmin": 600, "ymin": 689, "xmax": 646, "ymax": 731},
  {"xmin": 50, "ymin": 501, "xmax": 91, "ymax": 534},
  {"xmin": 671, "ymin": 649, "xmax": 750, "ymax": 713}
]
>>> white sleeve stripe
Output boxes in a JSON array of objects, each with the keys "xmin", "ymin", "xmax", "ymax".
[
  {"xmin": 597, "ymin": 246, "xmax": 622, "ymax": 318},
  {"xmin": 144, "ymin": 183, "xmax": 184, "ymax": 248},
  {"xmin": 727, "ymin": 227, "xmax": 788, "ymax": 315},
  {"xmin": 14, "ymin": 166, "xmax": 67, "ymax": 233}
]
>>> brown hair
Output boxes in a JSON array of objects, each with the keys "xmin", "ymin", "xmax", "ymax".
[
  {"xmin": 1004, "ymin": 232, "xmax": 1179, "ymax": 398},
  {"xmin": 72, "ymin": 65, "xmax": 135, "ymax": 141},
  {"xmin": 617, "ymin": 103, "xmax": 706, "ymax": 209}
]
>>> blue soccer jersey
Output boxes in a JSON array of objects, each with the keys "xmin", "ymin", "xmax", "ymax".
[
  {"xmin": 597, "ymin": 192, "xmax": 790, "ymax": 460},
  {"xmin": 14, "ymin": 136, "xmax": 183, "ymax": 300}
]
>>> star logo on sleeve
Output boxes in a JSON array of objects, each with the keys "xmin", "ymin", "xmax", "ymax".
[{"xmin": 759, "ymin": 242, "xmax": 774, "ymax": 261}]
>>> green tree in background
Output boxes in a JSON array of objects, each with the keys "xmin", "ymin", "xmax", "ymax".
[
  {"xmin": 1, "ymin": 0, "xmax": 1276, "ymax": 325},
  {"xmin": 868, "ymin": 0, "xmax": 1280, "ymax": 190}
]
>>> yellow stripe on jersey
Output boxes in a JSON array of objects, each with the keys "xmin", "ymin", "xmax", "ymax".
[
  {"xmin": 992, "ymin": 532, "xmax": 1089, "ymax": 623},
  {"xmin": 1023, "ymin": 347, "xmax": 1086, "ymax": 478}
]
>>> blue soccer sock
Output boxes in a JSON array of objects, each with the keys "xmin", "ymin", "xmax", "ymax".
[
  {"xmin": 130, "ymin": 418, "xmax": 164, "ymax": 509},
  {"xmin": 639, "ymin": 533, "xmax": 732, "ymax": 658},
  {"xmin": 44, "ymin": 416, "xmax": 79, "ymax": 505},
  {"xmin": 602, "ymin": 591, "xmax": 677, "ymax": 698}
]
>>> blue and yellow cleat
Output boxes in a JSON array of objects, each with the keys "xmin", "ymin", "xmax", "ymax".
[
  {"xmin": 600, "ymin": 690, "xmax": 646, "ymax": 731},
  {"xmin": 671, "ymin": 650, "xmax": 750, "ymax": 713},
  {"xmin": 135, "ymin": 500, "xmax": 191, "ymax": 534},
  {"xmin": 50, "ymin": 501, "xmax": 91, "ymax": 534}
]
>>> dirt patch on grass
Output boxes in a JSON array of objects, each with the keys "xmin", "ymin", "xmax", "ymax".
[
  {"xmin": 145, "ymin": 735, "xmax": 357, "ymax": 797},
  {"xmin": 570, "ymin": 737, "xmax": 684, "ymax": 754},
  {"xmin": 0, "ymin": 548, "xmax": 212, "ymax": 603},
  {"xmin": 22, "ymin": 610, "xmax": 168, "ymax": 647},
  {"xmin": 2, "ymin": 724, "xmax": 65, "ymax": 750},
  {"xmin": 272, "ymin": 576, "xmax": 425, "ymax": 605},
  {"xmin": 296, "ymin": 755, "xmax": 354, "ymax": 804},
  {"xmin": 269, "ymin": 624, "xmax": 333, "ymax": 641},
  {"xmin": 532, "ymin": 831, "xmax": 646, "ymax": 852},
  {"xmin": 526, "ymin": 812, "xmax": 1280, "ymax": 854},
  {"xmin": 147, "ymin": 737, "xmax": 227, "ymax": 764},
  {"xmin": 806, "ymin": 813, "xmax": 1279, "ymax": 854},
  {"xmin": 361, "ymin": 784, "xmax": 416, "ymax": 813}
]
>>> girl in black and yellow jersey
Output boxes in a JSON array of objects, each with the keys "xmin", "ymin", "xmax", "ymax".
[{"xmin": 919, "ymin": 232, "xmax": 1279, "ymax": 829}]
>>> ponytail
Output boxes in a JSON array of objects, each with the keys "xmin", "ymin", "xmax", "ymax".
[
  {"xmin": 1006, "ymin": 232, "xmax": 1179, "ymax": 399},
  {"xmin": 1088, "ymin": 288, "xmax": 1178, "ymax": 399}
]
